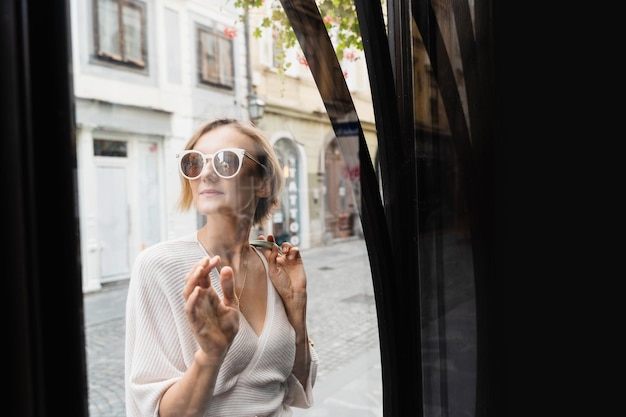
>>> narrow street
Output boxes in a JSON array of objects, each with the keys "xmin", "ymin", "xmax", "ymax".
[{"xmin": 84, "ymin": 237, "xmax": 382, "ymax": 416}]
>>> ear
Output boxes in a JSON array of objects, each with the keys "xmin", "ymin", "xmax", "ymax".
[{"xmin": 256, "ymin": 177, "xmax": 271, "ymax": 198}]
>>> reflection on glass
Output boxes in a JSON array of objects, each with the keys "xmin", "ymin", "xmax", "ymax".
[
  {"xmin": 77, "ymin": 0, "xmax": 380, "ymax": 415},
  {"xmin": 273, "ymin": 138, "xmax": 301, "ymax": 246}
]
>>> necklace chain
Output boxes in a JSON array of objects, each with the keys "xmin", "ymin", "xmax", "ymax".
[{"xmin": 200, "ymin": 234, "xmax": 250, "ymax": 308}]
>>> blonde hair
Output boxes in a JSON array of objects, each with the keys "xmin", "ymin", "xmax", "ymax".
[{"xmin": 176, "ymin": 118, "xmax": 284, "ymax": 226}]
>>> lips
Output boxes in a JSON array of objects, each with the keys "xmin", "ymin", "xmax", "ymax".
[{"xmin": 199, "ymin": 188, "xmax": 223, "ymax": 196}]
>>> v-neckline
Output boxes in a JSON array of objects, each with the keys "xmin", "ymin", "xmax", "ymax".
[
  {"xmin": 239, "ymin": 247, "xmax": 270, "ymax": 337},
  {"xmin": 195, "ymin": 236, "xmax": 270, "ymax": 338}
]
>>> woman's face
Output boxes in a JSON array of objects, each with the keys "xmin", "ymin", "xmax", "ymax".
[{"xmin": 189, "ymin": 125, "xmax": 262, "ymax": 221}]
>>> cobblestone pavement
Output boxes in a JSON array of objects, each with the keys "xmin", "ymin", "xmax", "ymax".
[{"xmin": 83, "ymin": 237, "xmax": 381, "ymax": 416}]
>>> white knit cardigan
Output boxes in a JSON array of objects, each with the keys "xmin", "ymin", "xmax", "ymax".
[{"xmin": 124, "ymin": 233, "xmax": 318, "ymax": 417}]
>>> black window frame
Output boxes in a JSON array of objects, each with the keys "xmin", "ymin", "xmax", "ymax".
[{"xmin": 3, "ymin": 0, "xmax": 508, "ymax": 416}]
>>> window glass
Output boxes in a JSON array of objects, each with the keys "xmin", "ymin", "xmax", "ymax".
[
  {"xmin": 95, "ymin": 0, "xmax": 146, "ymax": 67},
  {"xmin": 9, "ymin": 0, "xmax": 500, "ymax": 415},
  {"xmin": 198, "ymin": 26, "xmax": 234, "ymax": 88},
  {"xmin": 121, "ymin": 3, "xmax": 142, "ymax": 63},
  {"xmin": 81, "ymin": 0, "xmax": 381, "ymax": 414},
  {"xmin": 410, "ymin": 9, "xmax": 478, "ymax": 417},
  {"xmin": 97, "ymin": 0, "xmax": 120, "ymax": 57},
  {"xmin": 93, "ymin": 139, "xmax": 128, "ymax": 157}
]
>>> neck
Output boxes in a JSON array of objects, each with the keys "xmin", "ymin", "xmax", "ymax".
[{"xmin": 198, "ymin": 221, "xmax": 251, "ymax": 267}]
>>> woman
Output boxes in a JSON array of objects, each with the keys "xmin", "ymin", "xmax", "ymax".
[{"xmin": 125, "ymin": 118, "xmax": 318, "ymax": 417}]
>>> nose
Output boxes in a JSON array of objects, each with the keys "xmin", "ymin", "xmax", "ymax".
[{"xmin": 199, "ymin": 157, "xmax": 218, "ymax": 180}]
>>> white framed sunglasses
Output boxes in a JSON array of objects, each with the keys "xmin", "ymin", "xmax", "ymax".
[{"xmin": 176, "ymin": 148, "xmax": 265, "ymax": 180}]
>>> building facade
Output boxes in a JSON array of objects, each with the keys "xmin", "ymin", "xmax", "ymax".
[
  {"xmin": 245, "ymin": 3, "xmax": 377, "ymax": 248},
  {"xmin": 70, "ymin": 0, "xmax": 376, "ymax": 293}
]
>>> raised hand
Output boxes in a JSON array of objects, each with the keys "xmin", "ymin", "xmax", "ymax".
[
  {"xmin": 256, "ymin": 235, "xmax": 308, "ymax": 316},
  {"xmin": 183, "ymin": 256, "xmax": 240, "ymax": 361}
]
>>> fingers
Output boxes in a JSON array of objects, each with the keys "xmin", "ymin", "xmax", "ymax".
[
  {"xmin": 183, "ymin": 256, "xmax": 220, "ymax": 299},
  {"xmin": 185, "ymin": 285, "xmax": 201, "ymax": 318},
  {"xmin": 207, "ymin": 255, "xmax": 221, "ymax": 270},
  {"xmin": 267, "ymin": 241, "xmax": 281, "ymax": 263},
  {"xmin": 258, "ymin": 234, "xmax": 276, "ymax": 244},
  {"xmin": 279, "ymin": 242, "xmax": 300, "ymax": 261},
  {"xmin": 219, "ymin": 266, "xmax": 237, "ymax": 308}
]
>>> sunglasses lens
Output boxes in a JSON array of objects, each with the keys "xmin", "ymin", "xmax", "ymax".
[
  {"xmin": 180, "ymin": 152, "xmax": 204, "ymax": 178},
  {"xmin": 213, "ymin": 150, "xmax": 241, "ymax": 177}
]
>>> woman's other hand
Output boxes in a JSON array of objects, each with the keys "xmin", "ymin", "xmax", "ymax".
[{"xmin": 256, "ymin": 234, "xmax": 307, "ymax": 316}]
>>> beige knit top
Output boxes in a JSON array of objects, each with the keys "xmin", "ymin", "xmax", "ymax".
[{"xmin": 124, "ymin": 233, "xmax": 318, "ymax": 417}]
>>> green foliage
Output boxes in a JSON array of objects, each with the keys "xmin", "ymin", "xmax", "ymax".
[{"xmin": 232, "ymin": 0, "xmax": 365, "ymax": 73}]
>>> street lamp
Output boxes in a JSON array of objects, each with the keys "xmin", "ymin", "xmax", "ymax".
[{"xmin": 247, "ymin": 92, "xmax": 265, "ymax": 124}]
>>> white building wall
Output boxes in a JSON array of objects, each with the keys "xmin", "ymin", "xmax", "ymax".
[{"xmin": 71, "ymin": 0, "xmax": 250, "ymax": 292}]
